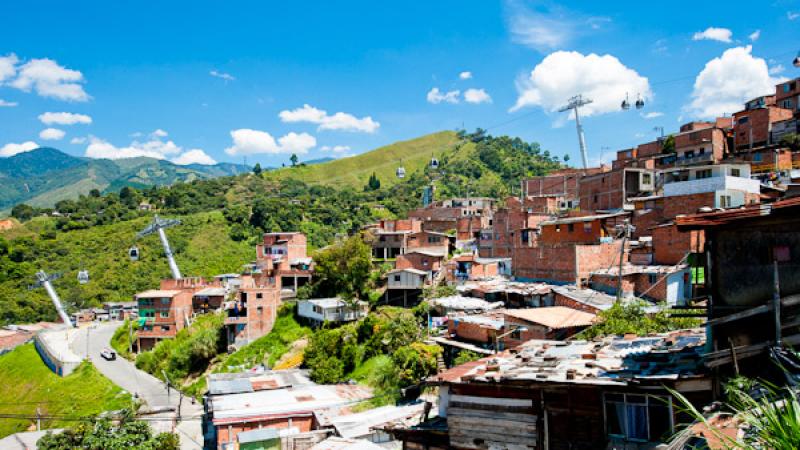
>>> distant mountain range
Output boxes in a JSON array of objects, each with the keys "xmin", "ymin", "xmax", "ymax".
[{"xmin": 0, "ymin": 148, "xmax": 249, "ymax": 210}]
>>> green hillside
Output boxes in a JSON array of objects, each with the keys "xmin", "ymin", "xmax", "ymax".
[
  {"xmin": 265, "ymin": 131, "xmax": 460, "ymax": 188},
  {"xmin": 0, "ymin": 211, "xmax": 253, "ymax": 323},
  {"xmin": 0, "ymin": 343, "xmax": 131, "ymax": 438},
  {"xmin": 0, "ymin": 148, "xmax": 249, "ymax": 212}
]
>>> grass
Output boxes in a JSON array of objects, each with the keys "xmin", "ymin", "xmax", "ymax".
[
  {"xmin": 348, "ymin": 354, "xmax": 391, "ymax": 383},
  {"xmin": 215, "ymin": 305, "xmax": 311, "ymax": 372},
  {"xmin": 110, "ymin": 320, "xmax": 137, "ymax": 360},
  {"xmin": 264, "ymin": 131, "xmax": 460, "ymax": 189},
  {"xmin": 0, "ymin": 343, "xmax": 132, "ymax": 438}
]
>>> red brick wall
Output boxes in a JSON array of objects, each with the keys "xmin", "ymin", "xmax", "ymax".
[
  {"xmin": 524, "ymin": 173, "xmax": 580, "ymax": 197},
  {"xmin": 575, "ymin": 242, "xmax": 624, "ymax": 285},
  {"xmin": 675, "ymin": 127, "xmax": 726, "ymax": 161},
  {"xmin": 663, "ymin": 192, "xmax": 717, "ymax": 219},
  {"xmin": 395, "ymin": 253, "xmax": 442, "ymax": 272},
  {"xmin": 539, "ymin": 219, "xmax": 605, "ymax": 245},
  {"xmin": 448, "ymin": 319, "xmax": 497, "ymax": 344},
  {"xmin": 637, "ymin": 140, "xmax": 663, "ymax": 157},
  {"xmin": 652, "ymin": 224, "xmax": 704, "ymax": 265},
  {"xmin": 578, "ymin": 170, "xmax": 625, "ymax": 211},
  {"xmin": 553, "ymin": 293, "xmax": 602, "ymax": 314},
  {"xmin": 513, "ymin": 242, "xmax": 620, "ymax": 284}
]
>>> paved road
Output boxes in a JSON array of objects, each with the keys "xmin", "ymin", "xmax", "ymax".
[{"xmin": 70, "ymin": 322, "xmax": 205, "ymax": 449}]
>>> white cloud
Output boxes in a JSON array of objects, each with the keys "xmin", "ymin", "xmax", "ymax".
[
  {"xmin": 320, "ymin": 145, "xmax": 351, "ymax": 153},
  {"xmin": 427, "ymin": 88, "xmax": 460, "ymax": 104},
  {"xmin": 692, "ymin": 27, "xmax": 733, "ymax": 43},
  {"xmin": 769, "ymin": 64, "xmax": 785, "ymax": 75},
  {"xmin": 151, "ymin": 129, "xmax": 168, "ymax": 138},
  {"xmin": 511, "ymin": 51, "xmax": 651, "ymax": 117},
  {"xmin": 224, "ymin": 129, "xmax": 316, "ymax": 156},
  {"xmin": 278, "ymin": 104, "xmax": 380, "ymax": 133},
  {"xmin": 464, "ymin": 88, "xmax": 492, "ymax": 104},
  {"xmin": 0, "ymin": 99, "xmax": 17, "ymax": 107},
  {"xmin": 10, "ymin": 58, "xmax": 89, "ymax": 101},
  {"xmin": 0, "ymin": 141, "xmax": 38, "ymax": 157},
  {"xmin": 685, "ymin": 46, "xmax": 783, "ymax": 119},
  {"xmin": 38, "ymin": 111, "xmax": 92, "ymax": 125},
  {"xmin": 70, "ymin": 137, "xmax": 86, "ymax": 145},
  {"xmin": 0, "ymin": 54, "xmax": 18, "ymax": 83},
  {"xmin": 642, "ymin": 111, "xmax": 664, "ymax": 119},
  {"xmin": 788, "ymin": 11, "xmax": 799, "ymax": 20},
  {"xmin": 171, "ymin": 149, "xmax": 217, "ymax": 165},
  {"xmin": 459, "ymin": 71, "xmax": 472, "ymax": 80},
  {"xmin": 210, "ymin": 70, "xmax": 235, "ymax": 81},
  {"xmin": 748, "ymin": 30, "xmax": 761, "ymax": 41},
  {"xmin": 39, "ymin": 128, "xmax": 65, "ymax": 141},
  {"xmin": 85, "ymin": 132, "xmax": 184, "ymax": 160}
]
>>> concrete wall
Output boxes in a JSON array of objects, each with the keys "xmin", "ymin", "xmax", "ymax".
[{"xmin": 34, "ymin": 329, "xmax": 82, "ymax": 377}]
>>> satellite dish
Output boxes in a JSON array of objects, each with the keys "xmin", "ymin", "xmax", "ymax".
[
  {"xmin": 77, "ymin": 270, "xmax": 89, "ymax": 284},
  {"xmin": 129, "ymin": 246, "xmax": 140, "ymax": 261}
]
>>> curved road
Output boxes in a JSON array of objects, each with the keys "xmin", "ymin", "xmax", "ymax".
[{"xmin": 70, "ymin": 322, "xmax": 204, "ymax": 449}]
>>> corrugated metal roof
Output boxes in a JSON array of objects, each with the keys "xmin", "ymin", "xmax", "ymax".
[
  {"xmin": 330, "ymin": 403, "xmax": 426, "ymax": 439},
  {"xmin": 194, "ymin": 287, "xmax": 226, "ymax": 297},
  {"xmin": 503, "ymin": 307, "xmax": 596, "ymax": 329},
  {"xmin": 135, "ymin": 289, "xmax": 181, "ymax": 298},
  {"xmin": 310, "ymin": 437, "xmax": 384, "ymax": 450},
  {"xmin": 539, "ymin": 211, "xmax": 627, "ymax": 226}
]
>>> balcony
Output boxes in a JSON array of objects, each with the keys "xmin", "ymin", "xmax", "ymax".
[
  {"xmin": 675, "ymin": 152, "xmax": 714, "ymax": 166},
  {"xmin": 136, "ymin": 327, "xmax": 175, "ymax": 338},
  {"xmin": 664, "ymin": 176, "xmax": 760, "ymax": 197}
]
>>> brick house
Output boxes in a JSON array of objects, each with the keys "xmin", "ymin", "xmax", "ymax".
[
  {"xmin": 444, "ymin": 254, "xmax": 508, "ymax": 283},
  {"xmin": 589, "ymin": 264, "xmax": 692, "ymax": 305},
  {"xmin": 256, "ymin": 232, "xmax": 313, "ymax": 295},
  {"xmin": 477, "ymin": 197, "xmax": 551, "ymax": 258},
  {"xmin": 135, "ymin": 289, "xmax": 193, "ymax": 351},
  {"xmin": 776, "ymin": 76, "xmax": 799, "ymax": 113},
  {"xmin": 662, "ymin": 164, "xmax": 760, "ymax": 211},
  {"xmin": 733, "ymin": 95, "xmax": 794, "ymax": 150},
  {"xmin": 224, "ymin": 274, "xmax": 281, "ymax": 347},
  {"xmin": 577, "ymin": 168, "xmax": 656, "ymax": 211},
  {"xmin": 394, "ymin": 249, "xmax": 446, "ymax": 275},
  {"xmin": 671, "ymin": 121, "xmax": 728, "ymax": 166}
]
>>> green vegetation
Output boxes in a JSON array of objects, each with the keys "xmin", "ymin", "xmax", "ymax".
[
  {"xmin": 453, "ymin": 350, "xmax": 483, "ymax": 366},
  {"xmin": 135, "ymin": 313, "xmax": 226, "ymax": 383},
  {"xmin": 216, "ymin": 304, "xmax": 311, "ymax": 372},
  {"xmin": 37, "ymin": 410, "xmax": 179, "ymax": 450},
  {"xmin": 310, "ymin": 234, "xmax": 375, "ymax": 301},
  {"xmin": 0, "ymin": 344, "xmax": 132, "ymax": 438},
  {"xmin": 111, "ymin": 320, "xmax": 138, "ymax": 359},
  {"xmin": 576, "ymin": 301, "xmax": 702, "ymax": 340},
  {"xmin": 673, "ymin": 377, "xmax": 800, "ymax": 449},
  {"xmin": 0, "ymin": 211, "xmax": 251, "ymax": 324}
]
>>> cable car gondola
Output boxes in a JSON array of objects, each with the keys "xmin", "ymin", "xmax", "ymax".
[
  {"xmin": 396, "ymin": 161, "xmax": 406, "ymax": 179},
  {"xmin": 794, "ymin": 51, "xmax": 800, "ymax": 68},
  {"xmin": 430, "ymin": 156, "xmax": 439, "ymax": 169},
  {"xmin": 129, "ymin": 246, "xmax": 140, "ymax": 261},
  {"xmin": 77, "ymin": 270, "xmax": 89, "ymax": 284},
  {"xmin": 635, "ymin": 94, "xmax": 644, "ymax": 109},
  {"xmin": 621, "ymin": 93, "xmax": 630, "ymax": 110}
]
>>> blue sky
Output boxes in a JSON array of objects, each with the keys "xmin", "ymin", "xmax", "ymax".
[{"xmin": 1, "ymin": 0, "xmax": 798, "ymax": 167}]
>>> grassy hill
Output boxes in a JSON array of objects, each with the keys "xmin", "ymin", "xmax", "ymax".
[
  {"xmin": 0, "ymin": 343, "xmax": 131, "ymax": 438},
  {"xmin": 265, "ymin": 131, "xmax": 460, "ymax": 188}
]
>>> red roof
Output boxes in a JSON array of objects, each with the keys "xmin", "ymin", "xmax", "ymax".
[{"xmin": 675, "ymin": 197, "xmax": 800, "ymax": 229}]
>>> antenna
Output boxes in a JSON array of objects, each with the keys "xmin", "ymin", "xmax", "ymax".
[
  {"xmin": 137, "ymin": 214, "xmax": 183, "ymax": 279},
  {"xmin": 558, "ymin": 95, "xmax": 593, "ymax": 170},
  {"xmin": 32, "ymin": 271, "xmax": 73, "ymax": 328}
]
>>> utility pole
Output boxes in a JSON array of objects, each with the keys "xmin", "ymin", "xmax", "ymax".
[
  {"xmin": 128, "ymin": 320, "xmax": 133, "ymax": 355},
  {"xmin": 773, "ymin": 260, "xmax": 782, "ymax": 346},
  {"xmin": 653, "ymin": 126, "xmax": 665, "ymax": 138},
  {"xmin": 559, "ymin": 95, "xmax": 593, "ymax": 171},
  {"xmin": 615, "ymin": 219, "xmax": 635, "ymax": 303}
]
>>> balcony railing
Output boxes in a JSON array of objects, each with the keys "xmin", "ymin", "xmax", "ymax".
[{"xmin": 675, "ymin": 152, "xmax": 714, "ymax": 166}]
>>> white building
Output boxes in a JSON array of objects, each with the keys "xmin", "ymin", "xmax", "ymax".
[
  {"xmin": 297, "ymin": 298, "xmax": 368, "ymax": 326},
  {"xmin": 662, "ymin": 164, "xmax": 760, "ymax": 208}
]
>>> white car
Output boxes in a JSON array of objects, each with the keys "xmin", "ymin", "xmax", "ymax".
[{"xmin": 100, "ymin": 348, "xmax": 116, "ymax": 361}]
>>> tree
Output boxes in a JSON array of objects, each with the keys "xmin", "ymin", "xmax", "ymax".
[
  {"xmin": 290, "ymin": 154, "xmax": 299, "ymax": 166},
  {"xmin": 661, "ymin": 135, "xmax": 676, "ymax": 154},
  {"xmin": 253, "ymin": 162, "xmax": 262, "ymax": 175},
  {"xmin": 392, "ymin": 342, "xmax": 442, "ymax": 386},
  {"xmin": 10, "ymin": 203, "xmax": 36, "ymax": 221},
  {"xmin": 37, "ymin": 411, "xmax": 179, "ymax": 450},
  {"xmin": 780, "ymin": 133, "xmax": 800, "ymax": 151},
  {"xmin": 365, "ymin": 172, "xmax": 381, "ymax": 191},
  {"xmin": 311, "ymin": 234, "xmax": 373, "ymax": 301}
]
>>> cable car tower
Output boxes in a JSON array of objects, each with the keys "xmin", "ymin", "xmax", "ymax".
[
  {"xmin": 559, "ymin": 95, "xmax": 592, "ymax": 171},
  {"xmin": 31, "ymin": 271, "xmax": 73, "ymax": 328},
  {"xmin": 136, "ymin": 215, "xmax": 183, "ymax": 280}
]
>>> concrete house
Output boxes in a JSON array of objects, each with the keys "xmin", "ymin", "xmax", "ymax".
[{"xmin": 297, "ymin": 298, "xmax": 368, "ymax": 327}]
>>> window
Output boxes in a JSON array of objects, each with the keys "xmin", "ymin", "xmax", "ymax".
[
  {"xmin": 583, "ymin": 222, "xmax": 592, "ymax": 233},
  {"xmin": 720, "ymin": 195, "xmax": 732, "ymax": 208},
  {"xmin": 684, "ymin": 150, "xmax": 695, "ymax": 159},
  {"xmin": 731, "ymin": 168, "xmax": 740, "ymax": 177},
  {"xmin": 159, "ymin": 311, "xmax": 169, "ymax": 318},
  {"xmin": 648, "ymin": 274, "xmax": 657, "ymax": 284},
  {"xmin": 642, "ymin": 173, "xmax": 652, "ymax": 185},
  {"xmin": 161, "ymin": 298, "xmax": 171, "ymax": 305},
  {"xmin": 695, "ymin": 169, "xmax": 712, "ymax": 179},
  {"xmin": 394, "ymin": 275, "xmax": 401, "ymax": 282},
  {"xmin": 604, "ymin": 393, "xmax": 673, "ymax": 442},
  {"xmin": 698, "ymin": 148, "xmax": 705, "ymax": 155},
  {"xmin": 753, "ymin": 153, "xmax": 763, "ymax": 162},
  {"xmin": 510, "ymin": 327, "xmax": 522, "ymax": 340},
  {"xmin": 737, "ymin": 116, "xmax": 749, "ymax": 124},
  {"xmin": 423, "ymin": 259, "xmax": 429, "ymax": 267},
  {"xmin": 521, "ymin": 230, "xmax": 530, "ymax": 244},
  {"xmin": 780, "ymin": 99, "xmax": 794, "ymax": 109},
  {"xmin": 161, "ymin": 325, "xmax": 170, "ymax": 332},
  {"xmin": 567, "ymin": 223, "xmax": 575, "ymax": 232},
  {"xmin": 555, "ymin": 225, "xmax": 561, "ymax": 233},
  {"xmin": 256, "ymin": 293, "xmax": 263, "ymax": 299}
]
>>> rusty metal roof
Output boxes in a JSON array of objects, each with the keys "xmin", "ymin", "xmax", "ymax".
[{"xmin": 503, "ymin": 307, "xmax": 596, "ymax": 329}]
